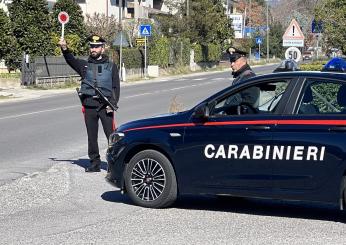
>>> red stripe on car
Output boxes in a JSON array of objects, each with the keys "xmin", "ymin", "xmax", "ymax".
[{"xmin": 123, "ymin": 119, "xmax": 346, "ymax": 132}]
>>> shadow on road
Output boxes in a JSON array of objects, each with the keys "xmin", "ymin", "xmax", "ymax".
[
  {"xmin": 101, "ymin": 190, "xmax": 131, "ymax": 204},
  {"xmin": 173, "ymin": 195, "xmax": 346, "ymax": 223},
  {"xmin": 49, "ymin": 157, "xmax": 108, "ymax": 171}
]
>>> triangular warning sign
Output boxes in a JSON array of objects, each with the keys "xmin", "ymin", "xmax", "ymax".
[
  {"xmin": 283, "ymin": 19, "xmax": 304, "ymax": 40},
  {"xmin": 142, "ymin": 27, "xmax": 149, "ymax": 35}
]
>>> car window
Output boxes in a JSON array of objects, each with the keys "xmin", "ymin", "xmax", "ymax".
[
  {"xmin": 297, "ymin": 80, "xmax": 346, "ymax": 114},
  {"xmin": 210, "ymin": 80, "xmax": 289, "ymax": 116}
]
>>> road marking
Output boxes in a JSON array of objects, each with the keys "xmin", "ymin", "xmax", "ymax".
[
  {"xmin": 124, "ymin": 81, "xmax": 216, "ymax": 99},
  {"xmin": 192, "ymin": 78, "xmax": 204, "ymax": 81},
  {"xmin": 0, "ymin": 105, "xmax": 79, "ymax": 120}
]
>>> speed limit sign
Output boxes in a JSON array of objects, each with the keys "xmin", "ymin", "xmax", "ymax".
[{"xmin": 285, "ymin": 47, "xmax": 301, "ymax": 62}]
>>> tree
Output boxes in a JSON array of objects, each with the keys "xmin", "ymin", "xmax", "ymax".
[
  {"xmin": 51, "ymin": 0, "xmax": 87, "ymax": 55},
  {"xmin": 0, "ymin": 9, "xmax": 20, "ymax": 72},
  {"xmin": 85, "ymin": 13, "xmax": 120, "ymax": 46},
  {"xmin": 183, "ymin": 0, "xmax": 233, "ymax": 46},
  {"xmin": 314, "ymin": 0, "xmax": 346, "ymax": 53},
  {"xmin": 262, "ymin": 22, "xmax": 285, "ymax": 58},
  {"xmin": 0, "ymin": 9, "xmax": 13, "ymax": 60},
  {"xmin": 236, "ymin": 0, "xmax": 266, "ymax": 27},
  {"xmin": 8, "ymin": 0, "xmax": 54, "ymax": 57},
  {"xmin": 156, "ymin": 0, "xmax": 232, "ymax": 46}
]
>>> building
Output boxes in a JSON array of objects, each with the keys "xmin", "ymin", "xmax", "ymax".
[{"xmin": 46, "ymin": 0, "xmax": 171, "ymax": 20}]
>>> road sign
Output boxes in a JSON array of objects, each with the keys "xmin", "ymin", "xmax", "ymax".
[
  {"xmin": 312, "ymin": 19, "xmax": 323, "ymax": 33},
  {"xmin": 58, "ymin": 11, "xmax": 69, "ymax": 38},
  {"xmin": 255, "ymin": 37, "xmax": 263, "ymax": 45},
  {"xmin": 139, "ymin": 24, "xmax": 152, "ymax": 37},
  {"xmin": 285, "ymin": 47, "xmax": 301, "ymax": 62},
  {"xmin": 135, "ymin": 38, "xmax": 145, "ymax": 47},
  {"xmin": 58, "ymin": 11, "xmax": 69, "ymax": 25},
  {"xmin": 283, "ymin": 19, "xmax": 304, "ymax": 47}
]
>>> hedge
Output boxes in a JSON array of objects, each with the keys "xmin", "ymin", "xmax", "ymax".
[
  {"xmin": 192, "ymin": 43, "xmax": 222, "ymax": 63},
  {"xmin": 148, "ymin": 36, "xmax": 170, "ymax": 68},
  {"xmin": 110, "ymin": 48, "xmax": 144, "ymax": 69},
  {"xmin": 300, "ymin": 61, "xmax": 326, "ymax": 71}
]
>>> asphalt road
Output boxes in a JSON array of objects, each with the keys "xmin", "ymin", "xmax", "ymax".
[{"xmin": 2, "ymin": 65, "xmax": 346, "ymax": 244}]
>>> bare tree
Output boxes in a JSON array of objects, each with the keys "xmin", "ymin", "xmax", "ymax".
[{"xmin": 85, "ymin": 13, "xmax": 120, "ymax": 45}]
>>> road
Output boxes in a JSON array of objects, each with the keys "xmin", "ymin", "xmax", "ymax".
[{"xmin": 2, "ymin": 65, "xmax": 346, "ymax": 244}]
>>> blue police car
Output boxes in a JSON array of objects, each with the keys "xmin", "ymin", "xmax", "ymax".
[{"xmin": 106, "ymin": 71, "xmax": 346, "ymax": 209}]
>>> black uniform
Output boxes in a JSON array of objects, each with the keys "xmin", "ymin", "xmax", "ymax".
[
  {"xmin": 225, "ymin": 46, "xmax": 259, "ymax": 113},
  {"xmin": 62, "ymin": 49, "xmax": 120, "ymax": 171}
]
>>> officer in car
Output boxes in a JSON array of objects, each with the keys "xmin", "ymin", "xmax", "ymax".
[
  {"xmin": 58, "ymin": 35, "xmax": 120, "ymax": 172},
  {"xmin": 227, "ymin": 46, "xmax": 256, "ymax": 85},
  {"xmin": 224, "ymin": 46, "xmax": 259, "ymax": 114}
]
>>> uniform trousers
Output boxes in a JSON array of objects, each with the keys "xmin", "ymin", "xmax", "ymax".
[{"xmin": 83, "ymin": 106, "xmax": 116, "ymax": 165}]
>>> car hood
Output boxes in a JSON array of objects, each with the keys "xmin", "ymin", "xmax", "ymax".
[{"xmin": 117, "ymin": 110, "xmax": 192, "ymax": 133}]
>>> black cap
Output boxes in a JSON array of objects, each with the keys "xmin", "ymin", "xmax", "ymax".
[
  {"xmin": 87, "ymin": 35, "xmax": 106, "ymax": 45},
  {"xmin": 226, "ymin": 46, "xmax": 247, "ymax": 62}
]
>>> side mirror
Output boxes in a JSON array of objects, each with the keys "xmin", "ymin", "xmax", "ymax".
[{"xmin": 192, "ymin": 103, "xmax": 210, "ymax": 119}]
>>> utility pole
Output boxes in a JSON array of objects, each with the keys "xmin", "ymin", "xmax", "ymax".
[
  {"xmin": 186, "ymin": 0, "xmax": 189, "ymax": 16},
  {"xmin": 119, "ymin": 0, "xmax": 123, "ymax": 81},
  {"xmin": 249, "ymin": 0, "xmax": 252, "ymax": 62},
  {"xmin": 266, "ymin": 0, "xmax": 269, "ymax": 62}
]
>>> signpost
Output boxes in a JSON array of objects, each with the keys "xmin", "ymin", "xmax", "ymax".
[
  {"xmin": 256, "ymin": 37, "xmax": 263, "ymax": 60},
  {"xmin": 58, "ymin": 11, "xmax": 69, "ymax": 38},
  {"xmin": 139, "ymin": 24, "xmax": 152, "ymax": 79}
]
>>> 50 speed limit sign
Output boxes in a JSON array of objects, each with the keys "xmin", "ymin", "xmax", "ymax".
[{"xmin": 285, "ymin": 47, "xmax": 301, "ymax": 62}]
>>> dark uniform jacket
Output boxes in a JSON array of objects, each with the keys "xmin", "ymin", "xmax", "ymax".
[
  {"xmin": 232, "ymin": 63, "xmax": 256, "ymax": 85},
  {"xmin": 226, "ymin": 63, "xmax": 259, "ymax": 110},
  {"xmin": 62, "ymin": 49, "xmax": 120, "ymax": 108}
]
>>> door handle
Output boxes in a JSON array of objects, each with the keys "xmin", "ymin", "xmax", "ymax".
[
  {"xmin": 328, "ymin": 126, "xmax": 346, "ymax": 132},
  {"xmin": 245, "ymin": 125, "xmax": 271, "ymax": 131}
]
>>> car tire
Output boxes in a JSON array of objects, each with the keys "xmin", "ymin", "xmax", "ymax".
[
  {"xmin": 342, "ymin": 176, "xmax": 346, "ymax": 213},
  {"xmin": 124, "ymin": 150, "xmax": 177, "ymax": 208}
]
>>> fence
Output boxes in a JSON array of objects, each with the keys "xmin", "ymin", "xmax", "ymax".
[{"xmin": 21, "ymin": 56, "xmax": 87, "ymax": 86}]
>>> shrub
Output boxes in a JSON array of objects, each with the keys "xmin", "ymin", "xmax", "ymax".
[
  {"xmin": 149, "ymin": 36, "xmax": 170, "ymax": 67},
  {"xmin": 207, "ymin": 43, "xmax": 222, "ymax": 62},
  {"xmin": 300, "ymin": 61, "xmax": 325, "ymax": 71},
  {"xmin": 192, "ymin": 44, "xmax": 203, "ymax": 63},
  {"xmin": 110, "ymin": 48, "xmax": 144, "ymax": 69}
]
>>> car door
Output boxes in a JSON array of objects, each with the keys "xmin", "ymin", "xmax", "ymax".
[
  {"xmin": 176, "ymin": 78, "xmax": 292, "ymax": 195},
  {"xmin": 272, "ymin": 78, "xmax": 346, "ymax": 198}
]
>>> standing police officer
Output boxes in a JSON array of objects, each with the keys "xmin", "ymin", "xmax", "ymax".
[{"xmin": 59, "ymin": 35, "xmax": 120, "ymax": 172}]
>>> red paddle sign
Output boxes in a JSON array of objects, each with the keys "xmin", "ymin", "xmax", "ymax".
[
  {"xmin": 58, "ymin": 11, "xmax": 69, "ymax": 25},
  {"xmin": 58, "ymin": 12, "xmax": 69, "ymax": 38}
]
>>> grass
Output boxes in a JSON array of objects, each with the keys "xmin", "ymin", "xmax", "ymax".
[
  {"xmin": 27, "ymin": 79, "xmax": 80, "ymax": 90},
  {"xmin": 0, "ymin": 95, "xmax": 13, "ymax": 100},
  {"xmin": 0, "ymin": 73, "xmax": 21, "ymax": 79}
]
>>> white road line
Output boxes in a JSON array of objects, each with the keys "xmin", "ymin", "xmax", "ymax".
[
  {"xmin": 192, "ymin": 78, "xmax": 204, "ymax": 81},
  {"xmin": 124, "ymin": 81, "xmax": 216, "ymax": 99},
  {"xmin": 0, "ymin": 105, "xmax": 79, "ymax": 120}
]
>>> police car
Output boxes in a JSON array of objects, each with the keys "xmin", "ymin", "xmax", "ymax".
[{"xmin": 106, "ymin": 71, "xmax": 346, "ymax": 209}]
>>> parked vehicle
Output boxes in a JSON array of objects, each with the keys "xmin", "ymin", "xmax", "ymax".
[
  {"xmin": 106, "ymin": 71, "xmax": 346, "ymax": 210},
  {"xmin": 303, "ymin": 51, "xmax": 313, "ymax": 61},
  {"xmin": 322, "ymin": 57, "xmax": 346, "ymax": 72}
]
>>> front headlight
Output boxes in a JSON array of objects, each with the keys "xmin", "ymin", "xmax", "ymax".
[{"xmin": 108, "ymin": 132, "xmax": 125, "ymax": 147}]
